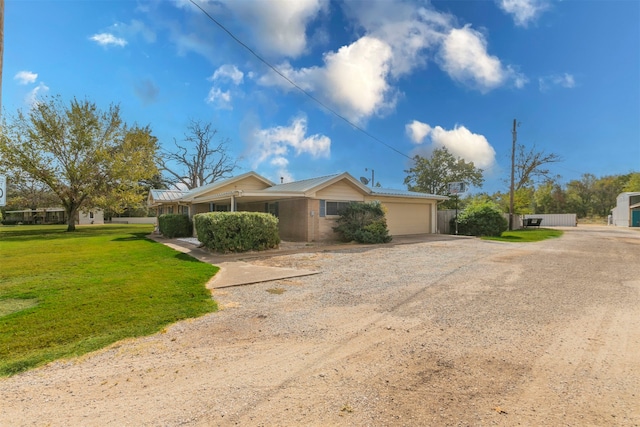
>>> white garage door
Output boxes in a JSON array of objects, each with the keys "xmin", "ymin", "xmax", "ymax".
[{"xmin": 384, "ymin": 202, "xmax": 431, "ymax": 235}]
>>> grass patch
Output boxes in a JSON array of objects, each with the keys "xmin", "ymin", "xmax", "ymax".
[
  {"xmin": 0, "ymin": 298, "xmax": 39, "ymax": 317},
  {"xmin": 266, "ymin": 287, "xmax": 286, "ymax": 295},
  {"xmin": 483, "ymin": 228, "xmax": 564, "ymax": 242},
  {"xmin": 0, "ymin": 224, "xmax": 218, "ymax": 377}
]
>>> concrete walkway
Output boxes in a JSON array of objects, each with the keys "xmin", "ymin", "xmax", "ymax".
[
  {"xmin": 147, "ymin": 234, "xmax": 320, "ymax": 288},
  {"xmin": 147, "ymin": 233, "xmax": 467, "ymax": 288}
]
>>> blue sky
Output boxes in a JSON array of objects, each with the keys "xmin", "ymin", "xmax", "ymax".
[{"xmin": 4, "ymin": 0, "xmax": 639, "ymax": 194}]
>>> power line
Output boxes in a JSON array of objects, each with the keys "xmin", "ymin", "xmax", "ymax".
[{"xmin": 188, "ymin": 0, "xmax": 413, "ymax": 161}]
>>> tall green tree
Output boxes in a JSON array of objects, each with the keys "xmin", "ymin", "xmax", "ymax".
[
  {"xmin": 591, "ymin": 174, "xmax": 628, "ymax": 217},
  {"xmin": 534, "ymin": 180, "xmax": 567, "ymax": 214},
  {"xmin": 0, "ymin": 96, "xmax": 159, "ymax": 231},
  {"xmin": 565, "ymin": 174, "xmax": 597, "ymax": 218},
  {"xmin": 623, "ymin": 172, "xmax": 640, "ymax": 192},
  {"xmin": 404, "ymin": 147, "xmax": 484, "ymax": 208}
]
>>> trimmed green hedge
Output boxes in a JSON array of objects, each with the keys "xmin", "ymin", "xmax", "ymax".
[
  {"xmin": 194, "ymin": 212, "xmax": 280, "ymax": 253},
  {"xmin": 158, "ymin": 214, "xmax": 193, "ymax": 238}
]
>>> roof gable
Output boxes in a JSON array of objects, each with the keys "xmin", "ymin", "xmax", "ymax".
[
  {"xmin": 265, "ymin": 172, "xmax": 371, "ymax": 197},
  {"xmin": 183, "ymin": 172, "xmax": 274, "ymax": 201}
]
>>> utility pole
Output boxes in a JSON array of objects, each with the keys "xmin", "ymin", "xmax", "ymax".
[
  {"xmin": 509, "ymin": 119, "xmax": 517, "ymax": 230},
  {"xmin": 0, "ymin": 0, "xmax": 4, "ymax": 114}
]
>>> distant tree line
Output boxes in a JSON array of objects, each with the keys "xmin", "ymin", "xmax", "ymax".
[
  {"xmin": 405, "ymin": 146, "xmax": 639, "ymax": 219},
  {"xmin": 478, "ymin": 172, "xmax": 640, "ymax": 218}
]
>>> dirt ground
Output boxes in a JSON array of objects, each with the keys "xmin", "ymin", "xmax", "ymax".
[{"xmin": 1, "ymin": 225, "xmax": 638, "ymax": 426}]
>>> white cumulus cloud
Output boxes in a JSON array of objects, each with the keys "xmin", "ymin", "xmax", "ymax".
[
  {"xmin": 249, "ymin": 116, "xmax": 331, "ymax": 179},
  {"xmin": 406, "ymin": 120, "xmax": 433, "ymax": 144},
  {"xmin": 192, "ymin": 0, "xmax": 327, "ymax": 58},
  {"xmin": 14, "ymin": 71, "xmax": 38, "ymax": 85},
  {"xmin": 210, "ymin": 64, "xmax": 244, "ymax": 85},
  {"xmin": 259, "ymin": 36, "xmax": 395, "ymax": 124},
  {"xmin": 90, "ymin": 33, "xmax": 127, "ymax": 47},
  {"xmin": 406, "ymin": 120, "xmax": 496, "ymax": 169},
  {"xmin": 497, "ymin": 0, "xmax": 550, "ymax": 27},
  {"xmin": 438, "ymin": 25, "xmax": 524, "ymax": 93},
  {"xmin": 256, "ymin": 1, "xmax": 525, "ymax": 124},
  {"xmin": 343, "ymin": 1, "xmax": 451, "ymax": 78},
  {"xmin": 320, "ymin": 37, "xmax": 395, "ymax": 121}
]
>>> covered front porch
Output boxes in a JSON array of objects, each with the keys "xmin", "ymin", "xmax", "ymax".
[{"xmin": 187, "ymin": 191, "xmax": 325, "ymax": 242}]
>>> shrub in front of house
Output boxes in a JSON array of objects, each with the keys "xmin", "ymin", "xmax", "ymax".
[
  {"xmin": 451, "ymin": 201, "xmax": 507, "ymax": 237},
  {"xmin": 333, "ymin": 201, "xmax": 392, "ymax": 244},
  {"xmin": 194, "ymin": 212, "xmax": 280, "ymax": 253},
  {"xmin": 158, "ymin": 214, "xmax": 193, "ymax": 238}
]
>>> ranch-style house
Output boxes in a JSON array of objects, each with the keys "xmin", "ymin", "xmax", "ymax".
[{"xmin": 148, "ymin": 171, "xmax": 448, "ymax": 242}]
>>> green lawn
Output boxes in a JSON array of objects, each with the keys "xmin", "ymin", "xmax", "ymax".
[
  {"xmin": 0, "ymin": 224, "xmax": 218, "ymax": 376},
  {"xmin": 483, "ymin": 228, "xmax": 564, "ymax": 242}
]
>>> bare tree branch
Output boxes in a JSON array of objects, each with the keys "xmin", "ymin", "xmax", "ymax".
[
  {"xmin": 159, "ymin": 119, "xmax": 238, "ymax": 189},
  {"xmin": 515, "ymin": 144, "xmax": 562, "ymax": 190}
]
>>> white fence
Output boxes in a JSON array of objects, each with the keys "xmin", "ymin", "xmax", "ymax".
[
  {"xmin": 110, "ymin": 217, "xmax": 158, "ymax": 225},
  {"xmin": 437, "ymin": 210, "xmax": 576, "ymax": 234},
  {"xmin": 522, "ymin": 214, "xmax": 576, "ymax": 227}
]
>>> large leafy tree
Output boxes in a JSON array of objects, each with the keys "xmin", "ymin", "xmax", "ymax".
[
  {"xmin": 623, "ymin": 172, "xmax": 640, "ymax": 192},
  {"xmin": 0, "ymin": 96, "xmax": 159, "ymax": 231},
  {"xmin": 404, "ymin": 147, "xmax": 484, "ymax": 208},
  {"xmin": 565, "ymin": 173, "xmax": 597, "ymax": 218},
  {"xmin": 158, "ymin": 119, "xmax": 238, "ymax": 190},
  {"xmin": 534, "ymin": 179, "xmax": 567, "ymax": 214}
]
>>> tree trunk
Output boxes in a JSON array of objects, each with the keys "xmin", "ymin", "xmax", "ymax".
[{"xmin": 66, "ymin": 206, "xmax": 77, "ymax": 232}]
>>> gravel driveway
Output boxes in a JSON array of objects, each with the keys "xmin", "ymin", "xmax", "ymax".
[{"xmin": 1, "ymin": 225, "xmax": 638, "ymax": 426}]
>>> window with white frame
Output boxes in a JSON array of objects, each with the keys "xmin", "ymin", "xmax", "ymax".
[{"xmin": 320, "ymin": 200, "xmax": 356, "ymax": 216}]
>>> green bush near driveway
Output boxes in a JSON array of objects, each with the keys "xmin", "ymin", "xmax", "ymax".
[
  {"xmin": 194, "ymin": 211, "xmax": 280, "ymax": 253},
  {"xmin": 452, "ymin": 202, "xmax": 508, "ymax": 237},
  {"xmin": 0, "ymin": 224, "xmax": 218, "ymax": 377},
  {"xmin": 333, "ymin": 201, "xmax": 392, "ymax": 244}
]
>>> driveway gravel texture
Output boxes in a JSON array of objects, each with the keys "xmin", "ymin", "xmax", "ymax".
[{"xmin": 1, "ymin": 225, "xmax": 638, "ymax": 426}]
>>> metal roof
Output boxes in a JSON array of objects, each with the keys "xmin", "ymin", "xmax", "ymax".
[
  {"xmin": 262, "ymin": 174, "xmax": 341, "ymax": 193},
  {"xmin": 371, "ymin": 187, "xmax": 449, "ymax": 200},
  {"xmin": 149, "ymin": 172, "xmax": 448, "ymax": 203},
  {"xmin": 150, "ymin": 189, "xmax": 187, "ymax": 202}
]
